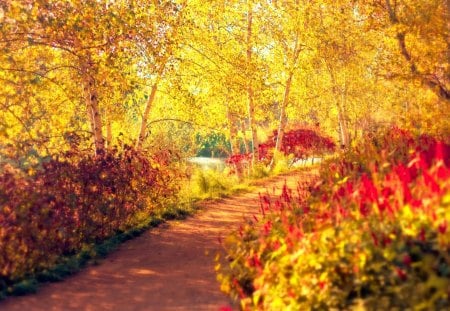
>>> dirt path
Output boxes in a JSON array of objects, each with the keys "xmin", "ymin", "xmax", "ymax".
[{"xmin": 0, "ymin": 170, "xmax": 314, "ymax": 311}]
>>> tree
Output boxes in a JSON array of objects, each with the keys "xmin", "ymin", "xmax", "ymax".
[
  {"xmin": 263, "ymin": 1, "xmax": 310, "ymax": 153},
  {"xmin": 135, "ymin": 1, "xmax": 186, "ymax": 150},
  {"xmin": 0, "ymin": 0, "xmax": 182, "ymax": 156},
  {"xmin": 359, "ymin": 0, "xmax": 449, "ymax": 103}
]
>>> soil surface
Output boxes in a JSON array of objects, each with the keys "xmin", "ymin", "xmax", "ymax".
[{"xmin": 0, "ymin": 170, "xmax": 313, "ymax": 311}]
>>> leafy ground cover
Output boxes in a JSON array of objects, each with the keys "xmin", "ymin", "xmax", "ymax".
[{"xmin": 217, "ymin": 127, "xmax": 450, "ymax": 310}]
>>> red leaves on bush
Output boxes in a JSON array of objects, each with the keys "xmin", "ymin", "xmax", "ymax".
[
  {"xmin": 225, "ymin": 153, "xmax": 252, "ymax": 175},
  {"xmin": 395, "ymin": 267, "xmax": 408, "ymax": 281},
  {"xmin": 0, "ymin": 147, "xmax": 180, "ymax": 283},
  {"xmin": 225, "ymin": 153, "xmax": 252, "ymax": 165},
  {"xmin": 225, "ymin": 126, "xmax": 336, "ymax": 168},
  {"xmin": 402, "ymin": 254, "xmax": 412, "ymax": 267},
  {"xmin": 259, "ymin": 127, "xmax": 336, "ymax": 162},
  {"xmin": 438, "ymin": 221, "xmax": 448, "ymax": 234}
]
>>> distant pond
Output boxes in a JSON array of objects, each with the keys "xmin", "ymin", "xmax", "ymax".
[
  {"xmin": 187, "ymin": 157, "xmax": 226, "ymax": 171},
  {"xmin": 187, "ymin": 156, "xmax": 323, "ymax": 171}
]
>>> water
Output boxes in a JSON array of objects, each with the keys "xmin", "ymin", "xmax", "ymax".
[
  {"xmin": 187, "ymin": 157, "xmax": 226, "ymax": 171},
  {"xmin": 187, "ymin": 156, "xmax": 322, "ymax": 171},
  {"xmin": 292, "ymin": 157, "xmax": 323, "ymax": 167}
]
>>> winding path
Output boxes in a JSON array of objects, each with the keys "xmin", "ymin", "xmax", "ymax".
[{"xmin": 0, "ymin": 170, "xmax": 312, "ymax": 311}]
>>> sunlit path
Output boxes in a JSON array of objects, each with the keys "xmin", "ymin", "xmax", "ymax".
[{"xmin": 0, "ymin": 170, "xmax": 314, "ymax": 311}]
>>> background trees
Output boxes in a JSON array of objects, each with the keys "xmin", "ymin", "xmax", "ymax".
[{"xmin": 0, "ymin": 0, "xmax": 447, "ymax": 162}]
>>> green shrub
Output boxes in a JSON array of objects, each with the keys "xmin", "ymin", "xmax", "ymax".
[
  {"xmin": 271, "ymin": 151, "xmax": 293, "ymax": 175},
  {"xmin": 251, "ymin": 163, "xmax": 270, "ymax": 179}
]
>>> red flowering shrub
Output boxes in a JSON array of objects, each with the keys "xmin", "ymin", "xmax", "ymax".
[
  {"xmin": 259, "ymin": 127, "xmax": 335, "ymax": 162},
  {"xmin": 225, "ymin": 127, "xmax": 335, "ymax": 173},
  {"xmin": 217, "ymin": 128, "xmax": 450, "ymax": 309},
  {"xmin": 225, "ymin": 153, "xmax": 252, "ymax": 176},
  {"xmin": 0, "ymin": 147, "xmax": 181, "ymax": 287},
  {"xmin": 225, "ymin": 153, "xmax": 253, "ymax": 166}
]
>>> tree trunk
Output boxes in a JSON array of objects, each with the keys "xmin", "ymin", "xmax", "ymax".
[
  {"xmin": 226, "ymin": 104, "xmax": 240, "ymax": 156},
  {"xmin": 240, "ymin": 120, "xmax": 250, "ymax": 154},
  {"xmin": 136, "ymin": 52, "xmax": 169, "ymax": 150},
  {"xmin": 106, "ymin": 115, "xmax": 112, "ymax": 149},
  {"xmin": 136, "ymin": 81, "xmax": 158, "ymax": 149},
  {"xmin": 247, "ymin": 88, "xmax": 259, "ymax": 161},
  {"xmin": 338, "ymin": 72, "xmax": 350, "ymax": 149},
  {"xmin": 227, "ymin": 103, "xmax": 243, "ymax": 178},
  {"xmin": 81, "ymin": 56, "xmax": 104, "ymax": 155},
  {"xmin": 385, "ymin": 0, "xmax": 450, "ymax": 103},
  {"xmin": 246, "ymin": 1, "xmax": 259, "ymax": 165},
  {"xmin": 337, "ymin": 105, "xmax": 350, "ymax": 149},
  {"xmin": 325, "ymin": 60, "xmax": 350, "ymax": 149},
  {"xmin": 274, "ymin": 72, "xmax": 294, "ymax": 152},
  {"xmin": 272, "ymin": 12, "xmax": 302, "ymax": 168}
]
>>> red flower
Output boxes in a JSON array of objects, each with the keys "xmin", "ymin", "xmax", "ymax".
[
  {"xmin": 396, "ymin": 267, "xmax": 407, "ymax": 281},
  {"xmin": 438, "ymin": 221, "xmax": 447, "ymax": 234},
  {"xmin": 272, "ymin": 240, "xmax": 281, "ymax": 250},
  {"xmin": 336, "ymin": 186, "xmax": 346, "ymax": 198},
  {"xmin": 402, "ymin": 254, "xmax": 412, "ymax": 267},
  {"xmin": 436, "ymin": 165, "xmax": 450, "ymax": 180},
  {"xmin": 371, "ymin": 231, "xmax": 379, "ymax": 247},
  {"xmin": 419, "ymin": 228, "xmax": 426, "ymax": 241},
  {"xmin": 361, "ymin": 174, "xmax": 378, "ymax": 202},
  {"xmin": 359, "ymin": 202, "xmax": 370, "ymax": 217},
  {"xmin": 238, "ymin": 225, "xmax": 244, "ymax": 238},
  {"xmin": 382, "ymin": 235, "xmax": 392, "ymax": 247},
  {"xmin": 263, "ymin": 220, "xmax": 272, "ymax": 235},
  {"xmin": 423, "ymin": 171, "xmax": 440, "ymax": 194},
  {"xmin": 319, "ymin": 281, "xmax": 326, "ymax": 290},
  {"xmin": 381, "ymin": 187, "xmax": 393, "ymax": 199}
]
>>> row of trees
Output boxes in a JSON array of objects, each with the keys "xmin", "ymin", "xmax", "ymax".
[
  {"xmin": 1, "ymin": 0, "xmax": 448, "ymax": 163},
  {"xmin": 0, "ymin": 0, "xmax": 183, "ymax": 156}
]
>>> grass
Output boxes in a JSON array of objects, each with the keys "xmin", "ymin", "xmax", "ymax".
[
  {"xmin": 186, "ymin": 160, "xmax": 321, "ymax": 201},
  {"xmin": 187, "ymin": 168, "xmax": 251, "ymax": 200}
]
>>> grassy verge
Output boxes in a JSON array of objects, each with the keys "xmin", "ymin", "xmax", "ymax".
[{"xmin": 186, "ymin": 160, "xmax": 321, "ymax": 202}]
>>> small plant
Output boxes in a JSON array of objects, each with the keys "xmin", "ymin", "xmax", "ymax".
[
  {"xmin": 271, "ymin": 151, "xmax": 293, "ymax": 175},
  {"xmin": 190, "ymin": 168, "xmax": 240, "ymax": 199},
  {"xmin": 251, "ymin": 163, "xmax": 270, "ymax": 179}
]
